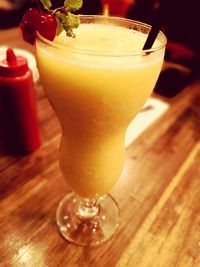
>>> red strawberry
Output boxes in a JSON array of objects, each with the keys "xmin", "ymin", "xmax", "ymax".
[
  {"xmin": 20, "ymin": 8, "xmax": 57, "ymax": 45},
  {"xmin": 20, "ymin": 8, "xmax": 39, "ymax": 45},
  {"xmin": 36, "ymin": 11, "xmax": 57, "ymax": 42}
]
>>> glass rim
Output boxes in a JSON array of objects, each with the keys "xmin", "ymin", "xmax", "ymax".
[{"xmin": 36, "ymin": 15, "xmax": 167, "ymax": 57}]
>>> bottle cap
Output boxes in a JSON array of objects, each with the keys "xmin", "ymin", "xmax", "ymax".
[{"xmin": 0, "ymin": 48, "xmax": 29, "ymax": 77}]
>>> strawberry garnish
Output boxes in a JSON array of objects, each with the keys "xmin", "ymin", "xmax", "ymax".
[
  {"xmin": 20, "ymin": 0, "xmax": 83, "ymax": 45},
  {"xmin": 20, "ymin": 8, "xmax": 39, "ymax": 45}
]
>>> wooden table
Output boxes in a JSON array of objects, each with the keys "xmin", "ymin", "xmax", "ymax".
[{"xmin": 1, "ymin": 28, "xmax": 200, "ymax": 267}]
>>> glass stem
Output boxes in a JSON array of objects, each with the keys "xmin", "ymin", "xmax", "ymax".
[{"xmin": 78, "ymin": 198, "xmax": 99, "ymax": 220}]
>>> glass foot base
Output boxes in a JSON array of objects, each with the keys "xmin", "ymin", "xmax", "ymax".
[{"xmin": 56, "ymin": 192, "xmax": 120, "ymax": 246}]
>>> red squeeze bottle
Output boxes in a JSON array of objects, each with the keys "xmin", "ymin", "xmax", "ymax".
[
  {"xmin": 101, "ymin": 0, "xmax": 132, "ymax": 17},
  {"xmin": 0, "ymin": 48, "xmax": 40, "ymax": 155}
]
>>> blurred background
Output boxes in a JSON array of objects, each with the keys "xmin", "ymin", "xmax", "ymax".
[{"xmin": 0, "ymin": 0, "xmax": 200, "ymax": 97}]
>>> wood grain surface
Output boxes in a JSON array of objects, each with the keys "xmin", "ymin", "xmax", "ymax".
[{"xmin": 0, "ymin": 28, "xmax": 200, "ymax": 267}]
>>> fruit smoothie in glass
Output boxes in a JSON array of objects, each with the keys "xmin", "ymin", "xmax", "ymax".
[
  {"xmin": 36, "ymin": 17, "xmax": 165, "ymax": 199},
  {"xmin": 19, "ymin": 9, "xmax": 166, "ymax": 245}
]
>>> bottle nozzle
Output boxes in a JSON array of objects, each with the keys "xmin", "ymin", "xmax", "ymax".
[
  {"xmin": 6, "ymin": 48, "xmax": 17, "ymax": 64},
  {"xmin": 0, "ymin": 48, "xmax": 28, "ymax": 76}
]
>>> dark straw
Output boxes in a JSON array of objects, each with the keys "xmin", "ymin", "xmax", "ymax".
[{"xmin": 142, "ymin": 3, "xmax": 163, "ymax": 50}]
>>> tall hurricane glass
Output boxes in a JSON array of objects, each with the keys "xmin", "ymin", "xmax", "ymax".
[{"xmin": 36, "ymin": 15, "xmax": 166, "ymax": 246}]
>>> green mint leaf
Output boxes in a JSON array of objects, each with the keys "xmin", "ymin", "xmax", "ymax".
[
  {"xmin": 64, "ymin": 0, "xmax": 83, "ymax": 12},
  {"xmin": 39, "ymin": 0, "xmax": 82, "ymax": 38},
  {"xmin": 56, "ymin": 12, "xmax": 67, "ymax": 24},
  {"xmin": 40, "ymin": 0, "xmax": 52, "ymax": 10},
  {"xmin": 63, "ymin": 27, "xmax": 74, "ymax": 38},
  {"xmin": 56, "ymin": 11, "xmax": 80, "ymax": 37},
  {"xmin": 67, "ymin": 12, "xmax": 80, "ymax": 29},
  {"xmin": 63, "ymin": 12, "xmax": 80, "ymax": 37},
  {"xmin": 56, "ymin": 18, "xmax": 64, "ymax": 36}
]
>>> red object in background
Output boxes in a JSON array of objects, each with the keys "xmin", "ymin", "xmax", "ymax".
[
  {"xmin": 101, "ymin": 0, "xmax": 132, "ymax": 17},
  {"xmin": 0, "ymin": 48, "xmax": 40, "ymax": 155},
  {"xmin": 166, "ymin": 42, "xmax": 195, "ymax": 62}
]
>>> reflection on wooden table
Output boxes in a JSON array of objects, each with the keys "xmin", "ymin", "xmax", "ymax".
[{"xmin": 0, "ymin": 28, "xmax": 200, "ymax": 267}]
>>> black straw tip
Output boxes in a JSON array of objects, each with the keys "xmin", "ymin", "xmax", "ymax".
[{"xmin": 142, "ymin": 5, "xmax": 163, "ymax": 50}]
